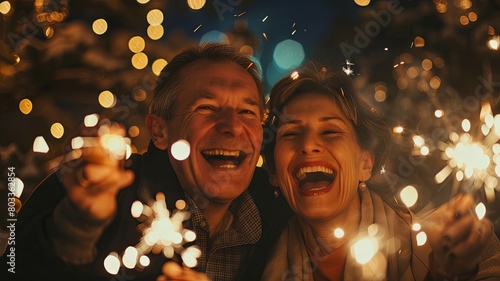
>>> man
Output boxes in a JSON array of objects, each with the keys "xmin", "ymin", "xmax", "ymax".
[{"xmin": 1, "ymin": 43, "xmax": 290, "ymax": 281}]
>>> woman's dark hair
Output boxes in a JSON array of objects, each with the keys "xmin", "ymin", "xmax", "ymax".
[{"xmin": 263, "ymin": 65, "xmax": 391, "ymax": 179}]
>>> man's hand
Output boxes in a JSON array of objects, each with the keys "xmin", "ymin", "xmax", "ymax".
[
  {"xmin": 156, "ymin": 262, "xmax": 210, "ymax": 281},
  {"xmin": 59, "ymin": 124, "xmax": 134, "ymax": 221},
  {"xmin": 423, "ymin": 193, "xmax": 493, "ymax": 279}
]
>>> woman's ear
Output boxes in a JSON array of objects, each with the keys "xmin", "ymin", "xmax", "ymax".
[
  {"xmin": 145, "ymin": 113, "xmax": 169, "ymax": 150},
  {"xmin": 360, "ymin": 151, "xmax": 375, "ymax": 181}
]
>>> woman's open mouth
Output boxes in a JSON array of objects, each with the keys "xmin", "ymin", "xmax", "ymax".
[{"xmin": 295, "ymin": 165, "xmax": 337, "ymax": 195}]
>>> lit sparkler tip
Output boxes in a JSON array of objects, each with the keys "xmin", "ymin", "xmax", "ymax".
[
  {"xmin": 342, "ymin": 60, "xmax": 355, "ymax": 76},
  {"xmin": 107, "ymin": 192, "xmax": 197, "ymax": 274},
  {"xmin": 379, "ymin": 165, "xmax": 386, "ymax": 174}
]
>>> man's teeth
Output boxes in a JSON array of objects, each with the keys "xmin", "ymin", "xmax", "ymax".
[
  {"xmin": 202, "ymin": 149, "xmax": 240, "ymax": 157},
  {"xmin": 296, "ymin": 166, "xmax": 334, "ymax": 180},
  {"xmin": 219, "ymin": 164, "xmax": 236, "ymax": 168}
]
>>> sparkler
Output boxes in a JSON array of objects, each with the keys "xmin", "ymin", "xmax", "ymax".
[
  {"xmin": 104, "ymin": 192, "xmax": 200, "ymax": 275},
  {"xmin": 432, "ymin": 104, "xmax": 500, "ymax": 202}
]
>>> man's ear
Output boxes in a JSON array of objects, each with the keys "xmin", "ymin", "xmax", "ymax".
[
  {"xmin": 360, "ymin": 151, "xmax": 375, "ymax": 181},
  {"xmin": 145, "ymin": 113, "xmax": 169, "ymax": 150}
]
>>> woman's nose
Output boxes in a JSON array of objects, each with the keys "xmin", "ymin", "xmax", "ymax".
[{"xmin": 299, "ymin": 132, "xmax": 323, "ymax": 155}]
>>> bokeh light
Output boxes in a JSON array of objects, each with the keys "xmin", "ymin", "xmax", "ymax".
[
  {"xmin": 146, "ymin": 9, "xmax": 163, "ymax": 26},
  {"xmin": 187, "ymin": 0, "xmax": 206, "ymax": 10},
  {"xmin": 104, "ymin": 252, "xmax": 121, "ymax": 275},
  {"xmin": 131, "ymin": 201, "xmax": 144, "ymax": 218},
  {"xmin": 19, "ymin": 98, "xmax": 32, "ymax": 114},
  {"xmin": 171, "ymin": 140, "xmax": 191, "ymax": 161},
  {"xmin": 273, "ymin": 39, "xmax": 305, "ymax": 70},
  {"xmin": 412, "ymin": 223, "xmax": 421, "ymax": 231},
  {"xmin": 488, "ymin": 36, "xmax": 500, "ymax": 51},
  {"xmin": 200, "ymin": 30, "xmax": 229, "ymax": 44},
  {"xmin": 400, "ymin": 185, "xmax": 418, "ymax": 208},
  {"xmin": 129, "ymin": 36, "xmax": 146, "ymax": 53},
  {"xmin": 354, "ymin": 0, "xmax": 370, "ymax": 7},
  {"xmin": 131, "ymin": 52, "xmax": 148, "ymax": 70},
  {"xmin": 176, "ymin": 199, "xmax": 187, "ymax": 211},
  {"xmin": 333, "ymin": 228, "xmax": 345, "ymax": 238},
  {"xmin": 393, "ymin": 126, "xmax": 404, "ymax": 134},
  {"xmin": 98, "ymin": 90, "xmax": 116, "ymax": 108},
  {"xmin": 84, "ymin": 114, "xmax": 99, "ymax": 127},
  {"xmin": 147, "ymin": 25, "xmax": 164, "ymax": 40},
  {"xmin": 0, "ymin": 1, "xmax": 11, "ymax": 15},
  {"xmin": 14, "ymin": 177, "xmax": 24, "ymax": 198},
  {"xmin": 122, "ymin": 246, "xmax": 138, "ymax": 269},
  {"xmin": 44, "ymin": 26, "xmax": 54, "ymax": 38},
  {"xmin": 33, "ymin": 136, "xmax": 49, "ymax": 153},
  {"xmin": 92, "ymin": 18, "xmax": 108, "ymax": 35},
  {"xmin": 139, "ymin": 255, "xmax": 150, "ymax": 267},
  {"xmin": 256, "ymin": 155, "xmax": 263, "ymax": 167},
  {"xmin": 434, "ymin": 110, "xmax": 444, "ymax": 118},
  {"xmin": 71, "ymin": 136, "xmax": 84, "ymax": 149},
  {"xmin": 152, "ymin": 58, "xmax": 168, "ymax": 76},
  {"xmin": 50, "ymin": 122, "xmax": 64, "ymax": 139},
  {"xmin": 416, "ymin": 231, "xmax": 427, "ymax": 246},
  {"xmin": 475, "ymin": 202, "xmax": 486, "ymax": 220},
  {"xmin": 128, "ymin": 125, "xmax": 140, "ymax": 137},
  {"xmin": 134, "ymin": 89, "xmax": 147, "ymax": 102},
  {"xmin": 414, "ymin": 36, "xmax": 425, "ymax": 47},
  {"xmin": 352, "ymin": 237, "xmax": 377, "ymax": 264},
  {"xmin": 462, "ymin": 119, "xmax": 471, "ymax": 132}
]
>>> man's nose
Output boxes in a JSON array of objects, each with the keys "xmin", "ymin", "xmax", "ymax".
[{"xmin": 215, "ymin": 109, "xmax": 244, "ymax": 137}]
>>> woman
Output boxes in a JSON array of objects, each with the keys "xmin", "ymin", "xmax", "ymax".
[{"xmin": 260, "ymin": 66, "xmax": 500, "ymax": 280}]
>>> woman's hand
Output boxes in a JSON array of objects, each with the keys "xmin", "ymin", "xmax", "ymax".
[
  {"xmin": 423, "ymin": 193, "xmax": 493, "ymax": 279},
  {"xmin": 156, "ymin": 262, "xmax": 211, "ymax": 281}
]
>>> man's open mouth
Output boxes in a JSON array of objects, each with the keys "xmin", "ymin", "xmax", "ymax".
[
  {"xmin": 202, "ymin": 149, "xmax": 247, "ymax": 168},
  {"xmin": 295, "ymin": 165, "xmax": 337, "ymax": 191}
]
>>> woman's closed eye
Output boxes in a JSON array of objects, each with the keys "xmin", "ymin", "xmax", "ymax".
[
  {"xmin": 280, "ymin": 131, "xmax": 301, "ymax": 138},
  {"xmin": 322, "ymin": 130, "xmax": 341, "ymax": 135}
]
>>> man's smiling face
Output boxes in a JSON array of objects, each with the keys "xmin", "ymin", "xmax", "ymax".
[{"xmin": 165, "ymin": 60, "xmax": 263, "ymax": 204}]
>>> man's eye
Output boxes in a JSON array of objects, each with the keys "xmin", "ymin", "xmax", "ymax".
[
  {"xmin": 196, "ymin": 105, "xmax": 216, "ymax": 111},
  {"xmin": 239, "ymin": 109, "xmax": 257, "ymax": 116}
]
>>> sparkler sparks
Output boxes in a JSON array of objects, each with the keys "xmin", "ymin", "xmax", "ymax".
[
  {"xmin": 433, "ymin": 109, "xmax": 500, "ymax": 201},
  {"xmin": 342, "ymin": 60, "xmax": 355, "ymax": 76},
  {"xmin": 105, "ymin": 192, "xmax": 199, "ymax": 274}
]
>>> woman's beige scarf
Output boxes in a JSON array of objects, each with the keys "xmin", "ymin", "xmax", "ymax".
[{"xmin": 261, "ymin": 189, "xmax": 414, "ymax": 281}]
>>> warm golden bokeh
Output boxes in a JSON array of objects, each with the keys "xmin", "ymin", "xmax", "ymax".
[{"xmin": 19, "ymin": 98, "xmax": 33, "ymax": 115}]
